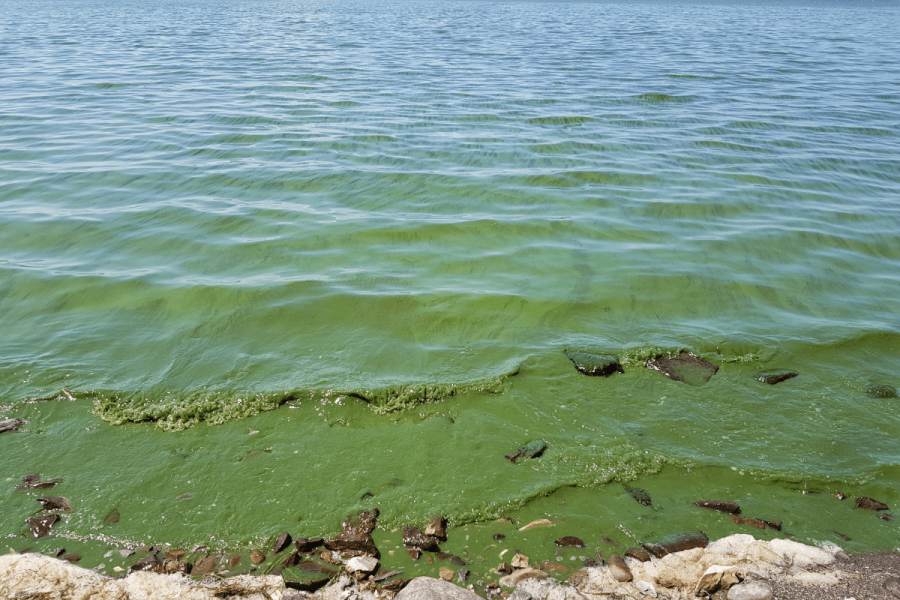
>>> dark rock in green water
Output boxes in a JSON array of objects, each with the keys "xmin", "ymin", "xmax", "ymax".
[
  {"xmin": 855, "ymin": 496, "xmax": 889, "ymax": 511},
  {"xmin": 0, "ymin": 418, "xmax": 24, "ymax": 434},
  {"xmin": 647, "ymin": 352, "xmax": 718, "ymax": 385},
  {"xmin": 402, "ymin": 526, "xmax": 440, "ymax": 552},
  {"xmin": 37, "ymin": 496, "xmax": 71, "ymax": 512},
  {"xmin": 194, "ymin": 555, "xmax": 217, "ymax": 573},
  {"xmin": 343, "ymin": 508, "xmax": 379, "ymax": 535},
  {"xmin": 15, "ymin": 474, "xmax": 62, "ymax": 490},
  {"xmin": 504, "ymin": 440, "xmax": 548, "ymax": 463},
  {"xmin": 103, "ymin": 509, "xmax": 120, "ymax": 524},
  {"xmin": 26, "ymin": 514, "xmax": 59, "ymax": 538},
  {"xmin": 693, "ymin": 499, "xmax": 742, "ymax": 515},
  {"xmin": 565, "ymin": 350, "xmax": 623, "ymax": 377},
  {"xmin": 273, "ymin": 531, "xmax": 293, "ymax": 553},
  {"xmin": 740, "ymin": 517, "xmax": 782, "ymax": 531},
  {"xmin": 324, "ymin": 532, "xmax": 378, "ymax": 556},
  {"xmin": 492, "ymin": 533, "xmax": 505, "ymax": 540},
  {"xmin": 295, "ymin": 537, "xmax": 324, "ymax": 552},
  {"xmin": 755, "ymin": 371, "xmax": 798, "ymax": 385},
  {"xmin": 555, "ymin": 536, "xmax": 586, "ymax": 548},
  {"xmin": 129, "ymin": 554, "xmax": 162, "ymax": 574},
  {"xmin": 643, "ymin": 531, "xmax": 709, "ymax": 558},
  {"xmin": 867, "ymin": 384, "xmax": 898, "ymax": 398},
  {"xmin": 282, "ymin": 562, "xmax": 337, "ymax": 591},
  {"xmin": 624, "ymin": 485, "xmax": 652, "ymax": 507}
]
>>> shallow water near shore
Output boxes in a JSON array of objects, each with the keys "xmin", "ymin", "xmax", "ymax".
[{"xmin": 1, "ymin": 0, "xmax": 899, "ymax": 577}]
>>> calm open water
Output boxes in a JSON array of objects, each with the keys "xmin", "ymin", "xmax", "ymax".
[{"xmin": 1, "ymin": 0, "xmax": 899, "ymax": 575}]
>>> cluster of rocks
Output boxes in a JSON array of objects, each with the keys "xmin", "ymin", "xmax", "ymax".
[{"xmin": 565, "ymin": 348, "xmax": 898, "ymax": 397}]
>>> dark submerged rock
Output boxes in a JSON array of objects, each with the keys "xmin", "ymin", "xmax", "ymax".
[
  {"xmin": 625, "ymin": 548, "xmax": 651, "ymax": 562},
  {"xmin": 273, "ymin": 532, "xmax": 293, "ymax": 553},
  {"xmin": 0, "ymin": 418, "xmax": 25, "ymax": 434},
  {"xmin": 343, "ymin": 508, "xmax": 379, "ymax": 535},
  {"xmin": 26, "ymin": 514, "xmax": 60, "ymax": 538},
  {"xmin": 742, "ymin": 518, "xmax": 782, "ymax": 531},
  {"xmin": 646, "ymin": 352, "xmax": 718, "ymax": 385},
  {"xmin": 565, "ymin": 351, "xmax": 624, "ymax": 377},
  {"xmin": 856, "ymin": 496, "xmax": 889, "ymax": 511},
  {"xmin": 16, "ymin": 474, "xmax": 62, "ymax": 490},
  {"xmin": 643, "ymin": 531, "xmax": 709, "ymax": 558},
  {"xmin": 693, "ymin": 499, "xmax": 741, "ymax": 515},
  {"xmin": 504, "ymin": 440, "xmax": 548, "ymax": 464},
  {"xmin": 295, "ymin": 537, "xmax": 324, "ymax": 552},
  {"xmin": 867, "ymin": 384, "xmax": 898, "ymax": 399},
  {"xmin": 38, "ymin": 497, "xmax": 71, "ymax": 512},
  {"xmin": 555, "ymin": 536, "xmax": 586, "ymax": 548},
  {"xmin": 402, "ymin": 526, "xmax": 440, "ymax": 552},
  {"xmin": 624, "ymin": 485, "xmax": 652, "ymax": 507},
  {"xmin": 755, "ymin": 371, "xmax": 798, "ymax": 385},
  {"xmin": 492, "ymin": 533, "xmax": 505, "ymax": 540}
]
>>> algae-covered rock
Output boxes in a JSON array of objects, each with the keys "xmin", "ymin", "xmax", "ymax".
[
  {"xmin": 565, "ymin": 350, "xmax": 624, "ymax": 377},
  {"xmin": 867, "ymin": 384, "xmax": 897, "ymax": 398},
  {"xmin": 504, "ymin": 440, "xmax": 547, "ymax": 463},
  {"xmin": 755, "ymin": 371, "xmax": 798, "ymax": 385},
  {"xmin": 0, "ymin": 418, "xmax": 24, "ymax": 434},
  {"xmin": 282, "ymin": 562, "xmax": 336, "ymax": 591},
  {"xmin": 16, "ymin": 474, "xmax": 62, "ymax": 490},
  {"xmin": 693, "ymin": 499, "xmax": 741, "ymax": 515},
  {"xmin": 402, "ymin": 526, "xmax": 440, "ymax": 551},
  {"xmin": 26, "ymin": 514, "xmax": 60, "ymax": 538},
  {"xmin": 647, "ymin": 352, "xmax": 718, "ymax": 385}
]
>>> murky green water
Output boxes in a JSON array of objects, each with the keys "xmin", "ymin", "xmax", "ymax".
[{"xmin": 1, "ymin": 0, "xmax": 899, "ymax": 580}]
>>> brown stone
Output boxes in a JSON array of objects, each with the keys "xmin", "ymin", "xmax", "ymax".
[
  {"xmin": 833, "ymin": 492, "xmax": 847, "ymax": 500},
  {"xmin": 62, "ymin": 553, "xmax": 81, "ymax": 562},
  {"xmin": 568, "ymin": 570, "xmax": 589, "ymax": 586},
  {"xmin": 295, "ymin": 537, "xmax": 324, "ymax": 552},
  {"xmin": 227, "ymin": 554, "xmax": 241, "ymax": 568},
  {"xmin": 343, "ymin": 509, "xmax": 379, "ymax": 535},
  {"xmin": 625, "ymin": 548, "xmax": 650, "ymax": 562},
  {"xmin": 601, "ymin": 536, "xmax": 618, "ymax": 546},
  {"xmin": 743, "ymin": 518, "xmax": 782, "ymax": 531},
  {"xmin": 161, "ymin": 559, "xmax": 192, "ymax": 575},
  {"xmin": 856, "ymin": 497, "xmax": 889, "ymax": 511},
  {"xmin": 273, "ymin": 531, "xmax": 293, "ymax": 553},
  {"xmin": 250, "ymin": 550, "xmax": 266, "ymax": 564},
  {"xmin": 402, "ymin": 526, "xmax": 440, "ymax": 551},
  {"xmin": 164, "ymin": 550, "xmax": 186, "ymax": 561},
  {"xmin": 693, "ymin": 499, "xmax": 741, "ymax": 515},
  {"xmin": 555, "ymin": 536, "xmax": 586, "ymax": 548},
  {"xmin": 497, "ymin": 562, "xmax": 512, "ymax": 574},
  {"xmin": 755, "ymin": 371, "xmax": 798, "ymax": 385},
  {"xmin": 425, "ymin": 515, "xmax": 448, "ymax": 541},
  {"xmin": 380, "ymin": 577, "xmax": 408, "ymax": 593},
  {"xmin": 606, "ymin": 554, "xmax": 632, "ymax": 582},
  {"xmin": 541, "ymin": 561, "xmax": 568, "ymax": 572},
  {"xmin": 324, "ymin": 532, "xmax": 378, "ymax": 556},
  {"xmin": 26, "ymin": 514, "xmax": 60, "ymax": 538},
  {"xmin": 194, "ymin": 556, "xmax": 217, "ymax": 574},
  {"xmin": 37, "ymin": 497, "xmax": 71, "ymax": 512},
  {"xmin": 519, "ymin": 519, "xmax": 553, "ymax": 531},
  {"xmin": 406, "ymin": 548, "xmax": 421, "ymax": 561},
  {"xmin": 439, "ymin": 567, "xmax": 454, "ymax": 581},
  {"xmin": 281, "ymin": 550, "xmax": 301, "ymax": 568}
]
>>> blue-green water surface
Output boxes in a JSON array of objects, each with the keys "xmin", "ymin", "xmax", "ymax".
[{"xmin": 1, "ymin": 0, "xmax": 899, "ymax": 576}]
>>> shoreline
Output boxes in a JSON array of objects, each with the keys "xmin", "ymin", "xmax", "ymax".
[{"xmin": 3, "ymin": 534, "xmax": 899, "ymax": 600}]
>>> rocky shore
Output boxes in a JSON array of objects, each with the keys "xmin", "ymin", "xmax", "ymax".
[{"xmin": 3, "ymin": 530, "xmax": 899, "ymax": 600}]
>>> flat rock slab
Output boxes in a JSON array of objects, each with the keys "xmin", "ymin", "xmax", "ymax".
[
  {"xmin": 755, "ymin": 371, "xmax": 798, "ymax": 385},
  {"xmin": 324, "ymin": 532, "xmax": 378, "ymax": 555},
  {"xmin": 694, "ymin": 499, "xmax": 742, "ymax": 515},
  {"xmin": 647, "ymin": 352, "xmax": 718, "ymax": 385},
  {"xmin": 0, "ymin": 418, "xmax": 25, "ymax": 434},
  {"xmin": 644, "ymin": 531, "xmax": 709, "ymax": 558},
  {"xmin": 396, "ymin": 576, "xmax": 483, "ymax": 600},
  {"xmin": 16, "ymin": 475, "xmax": 62, "ymax": 490},
  {"xmin": 555, "ymin": 536, "xmax": 585, "ymax": 548},
  {"xmin": 505, "ymin": 440, "xmax": 547, "ymax": 464},
  {"xmin": 27, "ymin": 515, "xmax": 60, "ymax": 538},
  {"xmin": 38, "ymin": 497, "xmax": 71, "ymax": 511},
  {"xmin": 565, "ymin": 351, "xmax": 624, "ymax": 377},
  {"xmin": 402, "ymin": 526, "xmax": 440, "ymax": 551}
]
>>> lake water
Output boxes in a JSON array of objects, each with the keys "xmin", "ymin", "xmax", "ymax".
[{"xmin": 1, "ymin": 0, "xmax": 899, "ymax": 578}]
